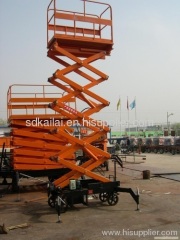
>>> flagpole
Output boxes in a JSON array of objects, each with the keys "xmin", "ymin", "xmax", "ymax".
[
  {"xmin": 135, "ymin": 96, "xmax": 137, "ymax": 134},
  {"xmin": 127, "ymin": 96, "xmax": 129, "ymax": 136},
  {"xmin": 120, "ymin": 97, "xmax": 121, "ymax": 136},
  {"xmin": 117, "ymin": 97, "xmax": 121, "ymax": 136},
  {"xmin": 128, "ymin": 108, "xmax": 130, "ymax": 136}
]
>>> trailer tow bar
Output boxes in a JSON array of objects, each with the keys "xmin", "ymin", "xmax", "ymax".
[{"xmin": 117, "ymin": 186, "xmax": 140, "ymax": 211}]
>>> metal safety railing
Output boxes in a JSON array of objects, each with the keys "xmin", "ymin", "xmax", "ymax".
[
  {"xmin": 7, "ymin": 84, "xmax": 76, "ymax": 119},
  {"xmin": 47, "ymin": 0, "xmax": 113, "ymax": 46}
]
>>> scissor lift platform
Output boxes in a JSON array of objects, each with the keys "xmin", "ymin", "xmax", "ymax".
[
  {"xmin": 3, "ymin": 0, "xmax": 140, "ymax": 211},
  {"xmin": 47, "ymin": 0, "xmax": 113, "ymax": 57}
]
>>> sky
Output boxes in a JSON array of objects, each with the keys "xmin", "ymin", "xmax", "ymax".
[{"xmin": 0, "ymin": 0, "xmax": 180, "ymax": 131}]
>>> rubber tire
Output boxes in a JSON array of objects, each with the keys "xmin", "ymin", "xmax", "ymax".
[
  {"xmin": 171, "ymin": 150, "xmax": 176, "ymax": 155},
  {"xmin": 48, "ymin": 196, "xmax": 56, "ymax": 208},
  {"xmin": 141, "ymin": 148, "xmax": 145, "ymax": 153},
  {"xmin": 159, "ymin": 149, "xmax": 164, "ymax": 154},
  {"xmin": 154, "ymin": 149, "xmax": 158, "ymax": 153},
  {"xmin": 99, "ymin": 192, "xmax": 108, "ymax": 202},
  {"xmin": 107, "ymin": 192, "xmax": 119, "ymax": 206}
]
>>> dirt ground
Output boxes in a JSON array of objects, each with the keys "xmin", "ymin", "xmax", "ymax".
[{"xmin": 0, "ymin": 153, "xmax": 180, "ymax": 240}]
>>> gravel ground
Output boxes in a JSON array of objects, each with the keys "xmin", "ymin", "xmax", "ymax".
[{"xmin": 0, "ymin": 153, "xmax": 180, "ymax": 240}]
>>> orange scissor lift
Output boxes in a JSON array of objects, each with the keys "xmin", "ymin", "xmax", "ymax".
[
  {"xmin": 4, "ymin": 0, "xmax": 139, "ymax": 211},
  {"xmin": 47, "ymin": 0, "xmax": 113, "ymax": 188}
]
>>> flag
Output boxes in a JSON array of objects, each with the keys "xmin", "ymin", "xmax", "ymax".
[
  {"xmin": 127, "ymin": 97, "xmax": 129, "ymax": 110},
  {"xmin": 117, "ymin": 98, "xmax": 120, "ymax": 110},
  {"xmin": 130, "ymin": 99, "xmax": 136, "ymax": 110}
]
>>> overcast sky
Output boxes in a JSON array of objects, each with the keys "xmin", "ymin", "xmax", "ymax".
[{"xmin": 0, "ymin": 0, "xmax": 179, "ymax": 131}]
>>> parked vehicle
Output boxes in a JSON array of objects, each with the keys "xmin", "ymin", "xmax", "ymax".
[{"xmin": 140, "ymin": 136, "xmax": 180, "ymax": 155}]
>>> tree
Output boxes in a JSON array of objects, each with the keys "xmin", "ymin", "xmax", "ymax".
[
  {"xmin": 0, "ymin": 119, "xmax": 7, "ymax": 126},
  {"xmin": 171, "ymin": 123, "xmax": 180, "ymax": 136}
]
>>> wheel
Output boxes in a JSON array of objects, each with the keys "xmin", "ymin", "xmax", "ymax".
[
  {"xmin": 147, "ymin": 148, "xmax": 151, "ymax": 153},
  {"xmin": 154, "ymin": 149, "xmax": 158, "ymax": 153},
  {"xmin": 159, "ymin": 149, "xmax": 164, "ymax": 154},
  {"xmin": 48, "ymin": 196, "xmax": 56, "ymax": 208},
  {"xmin": 171, "ymin": 149, "xmax": 176, "ymax": 155},
  {"xmin": 99, "ymin": 192, "xmax": 108, "ymax": 202},
  {"xmin": 141, "ymin": 148, "xmax": 145, "ymax": 153},
  {"xmin": 107, "ymin": 192, "xmax": 119, "ymax": 206}
]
